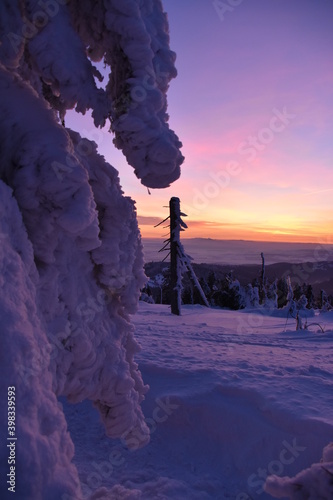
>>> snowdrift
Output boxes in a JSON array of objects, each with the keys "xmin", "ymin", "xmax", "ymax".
[{"xmin": 62, "ymin": 303, "xmax": 333, "ymax": 498}]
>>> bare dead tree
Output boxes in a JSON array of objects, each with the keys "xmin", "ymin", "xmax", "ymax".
[{"xmin": 156, "ymin": 197, "xmax": 209, "ymax": 315}]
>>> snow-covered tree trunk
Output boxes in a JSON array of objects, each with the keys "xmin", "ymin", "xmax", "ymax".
[
  {"xmin": 286, "ymin": 276, "xmax": 297, "ymax": 317},
  {"xmin": 170, "ymin": 197, "xmax": 182, "ymax": 315},
  {"xmin": 168, "ymin": 197, "xmax": 208, "ymax": 313},
  {"xmin": 259, "ymin": 251, "xmax": 267, "ymax": 304}
]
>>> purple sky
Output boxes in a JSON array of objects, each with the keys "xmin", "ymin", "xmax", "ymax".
[{"xmin": 68, "ymin": 0, "xmax": 333, "ymax": 242}]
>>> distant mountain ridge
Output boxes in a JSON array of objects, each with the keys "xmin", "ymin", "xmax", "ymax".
[{"xmin": 142, "ymin": 237, "xmax": 333, "ymax": 266}]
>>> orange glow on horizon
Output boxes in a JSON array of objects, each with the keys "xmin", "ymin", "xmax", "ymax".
[{"xmin": 138, "ymin": 218, "xmax": 332, "ymax": 244}]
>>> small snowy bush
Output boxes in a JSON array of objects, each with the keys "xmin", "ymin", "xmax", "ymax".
[{"xmin": 265, "ymin": 442, "xmax": 333, "ymax": 499}]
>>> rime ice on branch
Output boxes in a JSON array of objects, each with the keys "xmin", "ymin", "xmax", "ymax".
[
  {"xmin": 0, "ymin": 1, "xmax": 182, "ymax": 498},
  {"xmin": 67, "ymin": 0, "xmax": 184, "ymax": 187}
]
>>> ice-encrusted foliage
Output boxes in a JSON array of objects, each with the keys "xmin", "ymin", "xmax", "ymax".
[
  {"xmin": 0, "ymin": 1, "xmax": 181, "ymax": 497},
  {"xmin": 1, "ymin": 0, "xmax": 183, "ymax": 187},
  {"xmin": 66, "ymin": 0, "xmax": 183, "ymax": 187},
  {"xmin": 0, "ymin": 180, "xmax": 81, "ymax": 499}
]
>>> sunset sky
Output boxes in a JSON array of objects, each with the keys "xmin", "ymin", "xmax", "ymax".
[{"xmin": 68, "ymin": 0, "xmax": 333, "ymax": 243}]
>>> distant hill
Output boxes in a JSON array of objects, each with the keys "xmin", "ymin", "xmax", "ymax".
[{"xmin": 142, "ymin": 237, "xmax": 333, "ymax": 266}]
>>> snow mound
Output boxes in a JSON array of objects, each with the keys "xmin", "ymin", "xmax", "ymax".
[{"xmin": 265, "ymin": 442, "xmax": 333, "ymax": 499}]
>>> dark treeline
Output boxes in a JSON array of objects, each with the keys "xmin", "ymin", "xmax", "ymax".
[{"xmin": 141, "ymin": 260, "xmax": 333, "ymax": 311}]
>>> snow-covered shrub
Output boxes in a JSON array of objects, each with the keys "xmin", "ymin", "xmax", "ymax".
[
  {"xmin": 297, "ymin": 294, "xmax": 308, "ymax": 312},
  {"xmin": 277, "ymin": 276, "xmax": 289, "ymax": 308},
  {"xmin": 230, "ymin": 279, "xmax": 246, "ymax": 310},
  {"xmin": 265, "ymin": 442, "xmax": 333, "ymax": 499},
  {"xmin": 264, "ymin": 279, "xmax": 278, "ymax": 310},
  {"xmin": 285, "ymin": 276, "xmax": 297, "ymax": 316},
  {"xmin": 140, "ymin": 292, "xmax": 155, "ymax": 304},
  {"xmin": 320, "ymin": 290, "xmax": 333, "ymax": 312},
  {"xmin": 213, "ymin": 274, "xmax": 245, "ymax": 310},
  {"xmin": 244, "ymin": 283, "xmax": 260, "ymax": 308}
]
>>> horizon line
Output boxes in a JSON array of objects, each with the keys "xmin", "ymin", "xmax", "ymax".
[{"xmin": 141, "ymin": 236, "xmax": 333, "ymax": 245}]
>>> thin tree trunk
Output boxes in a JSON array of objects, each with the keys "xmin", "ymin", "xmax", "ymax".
[
  {"xmin": 260, "ymin": 252, "xmax": 266, "ymax": 304},
  {"xmin": 170, "ymin": 197, "xmax": 181, "ymax": 315}
]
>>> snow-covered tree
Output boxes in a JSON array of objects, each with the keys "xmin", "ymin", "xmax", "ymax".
[
  {"xmin": 169, "ymin": 197, "xmax": 187, "ymax": 315},
  {"xmin": 297, "ymin": 294, "xmax": 308, "ymax": 312},
  {"xmin": 319, "ymin": 289, "xmax": 332, "ymax": 311},
  {"xmin": 207, "ymin": 270, "xmax": 218, "ymax": 294},
  {"xmin": 0, "ymin": 1, "xmax": 183, "ymax": 498},
  {"xmin": 304, "ymin": 284, "xmax": 314, "ymax": 309},
  {"xmin": 259, "ymin": 251, "xmax": 267, "ymax": 304},
  {"xmin": 265, "ymin": 279, "xmax": 278, "ymax": 310},
  {"xmin": 245, "ymin": 283, "xmax": 260, "ymax": 308},
  {"xmin": 213, "ymin": 273, "xmax": 245, "ymax": 310},
  {"xmin": 286, "ymin": 276, "xmax": 297, "ymax": 317},
  {"xmin": 276, "ymin": 276, "xmax": 289, "ymax": 308},
  {"xmin": 293, "ymin": 282, "xmax": 302, "ymax": 301}
]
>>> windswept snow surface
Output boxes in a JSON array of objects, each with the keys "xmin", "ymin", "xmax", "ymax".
[{"xmin": 64, "ymin": 303, "xmax": 333, "ymax": 499}]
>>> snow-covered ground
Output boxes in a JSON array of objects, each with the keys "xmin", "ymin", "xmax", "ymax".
[{"xmin": 63, "ymin": 303, "xmax": 333, "ymax": 499}]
